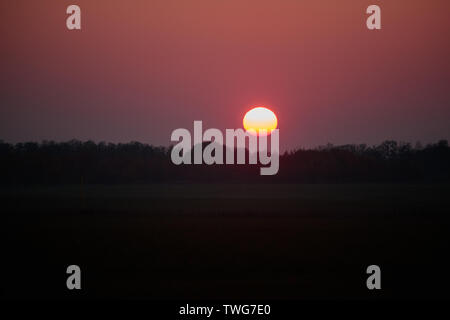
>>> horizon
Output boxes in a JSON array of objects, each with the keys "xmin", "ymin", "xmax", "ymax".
[{"xmin": 1, "ymin": 136, "xmax": 447, "ymax": 151}]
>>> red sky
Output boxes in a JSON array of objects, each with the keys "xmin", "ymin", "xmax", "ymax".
[{"xmin": 1, "ymin": 0, "xmax": 449, "ymax": 150}]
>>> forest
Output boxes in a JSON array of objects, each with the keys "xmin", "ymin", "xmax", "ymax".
[{"xmin": 1, "ymin": 139, "xmax": 449, "ymax": 184}]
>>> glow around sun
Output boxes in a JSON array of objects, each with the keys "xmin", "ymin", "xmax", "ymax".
[{"xmin": 243, "ymin": 107, "xmax": 278, "ymax": 135}]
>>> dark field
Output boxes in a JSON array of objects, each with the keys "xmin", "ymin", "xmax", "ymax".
[{"xmin": 3, "ymin": 184, "xmax": 450, "ymax": 299}]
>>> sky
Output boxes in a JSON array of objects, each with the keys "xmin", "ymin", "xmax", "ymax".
[{"xmin": 1, "ymin": 0, "xmax": 449, "ymax": 151}]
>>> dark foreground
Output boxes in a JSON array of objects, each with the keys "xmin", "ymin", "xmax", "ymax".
[{"xmin": 3, "ymin": 184, "xmax": 450, "ymax": 300}]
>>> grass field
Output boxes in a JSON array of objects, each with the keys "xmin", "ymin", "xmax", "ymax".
[{"xmin": 3, "ymin": 184, "xmax": 450, "ymax": 299}]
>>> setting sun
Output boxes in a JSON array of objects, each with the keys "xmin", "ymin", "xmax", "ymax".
[{"xmin": 243, "ymin": 107, "xmax": 278, "ymax": 135}]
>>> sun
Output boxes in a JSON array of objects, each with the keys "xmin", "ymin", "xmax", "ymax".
[{"xmin": 243, "ymin": 106, "xmax": 278, "ymax": 135}]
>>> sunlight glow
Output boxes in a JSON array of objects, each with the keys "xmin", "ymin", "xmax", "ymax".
[{"xmin": 243, "ymin": 107, "xmax": 278, "ymax": 135}]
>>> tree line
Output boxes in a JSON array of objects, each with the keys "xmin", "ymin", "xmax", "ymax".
[{"xmin": 1, "ymin": 139, "xmax": 449, "ymax": 184}]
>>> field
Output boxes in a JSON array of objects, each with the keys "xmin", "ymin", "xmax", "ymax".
[{"xmin": 3, "ymin": 184, "xmax": 450, "ymax": 299}]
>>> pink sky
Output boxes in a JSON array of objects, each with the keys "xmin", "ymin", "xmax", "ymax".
[{"xmin": 1, "ymin": 0, "xmax": 449, "ymax": 150}]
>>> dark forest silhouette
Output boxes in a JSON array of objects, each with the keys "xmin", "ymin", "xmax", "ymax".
[{"xmin": 1, "ymin": 139, "xmax": 449, "ymax": 184}]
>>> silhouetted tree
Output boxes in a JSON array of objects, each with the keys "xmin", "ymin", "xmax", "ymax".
[{"xmin": 0, "ymin": 139, "xmax": 449, "ymax": 184}]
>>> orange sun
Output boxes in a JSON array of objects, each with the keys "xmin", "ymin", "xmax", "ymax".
[{"xmin": 243, "ymin": 106, "xmax": 278, "ymax": 135}]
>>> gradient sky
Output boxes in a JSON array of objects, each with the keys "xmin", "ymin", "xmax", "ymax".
[{"xmin": 1, "ymin": 0, "xmax": 449, "ymax": 151}]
